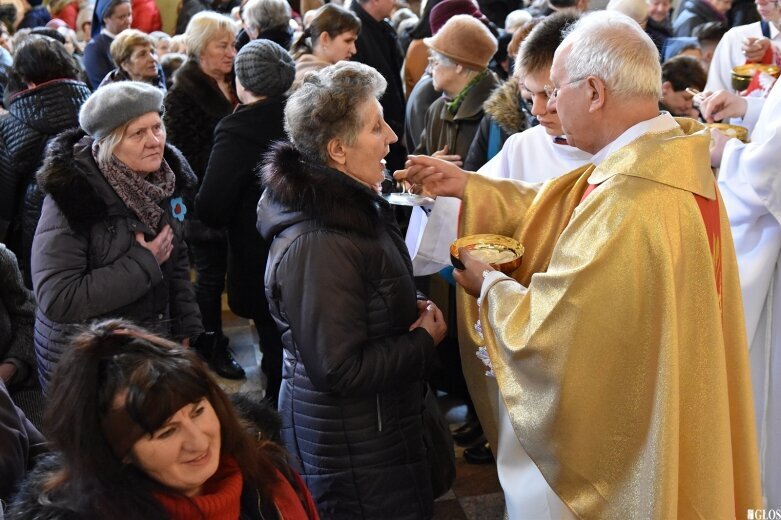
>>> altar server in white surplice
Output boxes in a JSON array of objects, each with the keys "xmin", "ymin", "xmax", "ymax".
[
  {"xmin": 705, "ymin": 0, "xmax": 781, "ymax": 93},
  {"xmin": 703, "ymin": 79, "xmax": 781, "ymax": 509}
]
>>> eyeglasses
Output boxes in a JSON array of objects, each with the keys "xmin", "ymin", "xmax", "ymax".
[{"xmin": 543, "ymin": 78, "xmax": 586, "ymax": 100}]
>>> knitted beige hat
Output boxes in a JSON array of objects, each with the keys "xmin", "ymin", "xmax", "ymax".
[{"xmin": 423, "ymin": 14, "xmax": 498, "ymax": 70}]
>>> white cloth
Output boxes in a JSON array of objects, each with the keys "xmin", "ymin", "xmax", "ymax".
[
  {"xmin": 718, "ymin": 80, "xmax": 781, "ymax": 508},
  {"xmin": 705, "ymin": 21, "xmax": 781, "ymax": 93},
  {"xmin": 405, "ymin": 126, "xmax": 592, "ymax": 275}
]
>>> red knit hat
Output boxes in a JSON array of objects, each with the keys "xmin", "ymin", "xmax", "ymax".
[
  {"xmin": 424, "ymin": 14, "xmax": 498, "ymax": 70},
  {"xmin": 429, "ymin": 0, "xmax": 488, "ymax": 35}
]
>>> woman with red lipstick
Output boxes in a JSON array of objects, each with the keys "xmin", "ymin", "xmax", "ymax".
[{"xmin": 6, "ymin": 319, "xmax": 319, "ymax": 519}]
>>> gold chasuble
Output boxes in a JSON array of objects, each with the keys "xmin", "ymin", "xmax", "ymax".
[{"xmin": 456, "ymin": 119, "xmax": 762, "ymax": 519}]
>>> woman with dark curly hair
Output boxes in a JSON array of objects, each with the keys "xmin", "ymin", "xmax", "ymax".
[{"xmin": 6, "ymin": 319, "xmax": 319, "ymax": 519}]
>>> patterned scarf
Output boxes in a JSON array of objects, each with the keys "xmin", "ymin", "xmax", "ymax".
[{"xmin": 92, "ymin": 143, "xmax": 175, "ymax": 231}]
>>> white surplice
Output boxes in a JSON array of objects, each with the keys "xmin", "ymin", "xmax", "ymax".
[
  {"xmin": 405, "ymin": 125, "xmax": 591, "ymax": 276},
  {"xmin": 718, "ymin": 80, "xmax": 781, "ymax": 508},
  {"xmin": 705, "ymin": 21, "xmax": 781, "ymax": 93}
]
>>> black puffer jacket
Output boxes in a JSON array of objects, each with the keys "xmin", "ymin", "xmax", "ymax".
[
  {"xmin": 30, "ymin": 129, "xmax": 202, "ymax": 392},
  {"xmin": 257, "ymin": 143, "xmax": 436, "ymax": 520},
  {"xmin": 0, "ymin": 79, "xmax": 91, "ymax": 286}
]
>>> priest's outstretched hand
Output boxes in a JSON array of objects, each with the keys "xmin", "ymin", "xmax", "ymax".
[
  {"xmin": 393, "ymin": 155, "xmax": 471, "ymax": 199},
  {"xmin": 453, "ymin": 247, "xmax": 494, "ymax": 298}
]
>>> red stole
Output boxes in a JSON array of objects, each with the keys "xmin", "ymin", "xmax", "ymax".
[{"xmin": 580, "ymin": 182, "xmax": 723, "ymax": 308}]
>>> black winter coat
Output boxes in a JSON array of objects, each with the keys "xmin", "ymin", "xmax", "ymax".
[
  {"xmin": 164, "ymin": 59, "xmax": 235, "ymax": 243},
  {"xmin": 0, "ymin": 79, "xmax": 91, "ymax": 286},
  {"xmin": 196, "ymin": 98, "xmax": 286, "ymax": 319},
  {"xmin": 350, "ymin": 1, "xmax": 408, "ymax": 172},
  {"xmin": 30, "ymin": 129, "xmax": 203, "ymax": 392},
  {"xmin": 258, "ymin": 143, "xmax": 436, "ymax": 520}
]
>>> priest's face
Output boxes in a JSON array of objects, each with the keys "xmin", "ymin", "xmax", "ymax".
[
  {"xmin": 547, "ymin": 47, "xmax": 593, "ymax": 152},
  {"xmin": 521, "ymin": 67, "xmax": 564, "ymax": 137}
]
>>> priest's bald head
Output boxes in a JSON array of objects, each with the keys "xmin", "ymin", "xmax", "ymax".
[{"xmin": 547, "ymin": 11, "xmax": 662, "ymax": 154}]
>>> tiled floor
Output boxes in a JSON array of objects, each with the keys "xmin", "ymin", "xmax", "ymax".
[{"xmin": 218, "ymin": 308, "xmax": 505, "ymax": 520}]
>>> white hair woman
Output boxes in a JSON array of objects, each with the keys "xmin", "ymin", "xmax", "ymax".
[
  {"xmin": 257, "ymin": 61, "xmax": 447, "ymax": 519},
  {"xmin": 29, "ymin": 82, "xmax": 203, "ymax": 393},
  {"xmin": 240, "ymin": 0, "xmax": 293, "ymax": 49},
  {"xmin": 163, "ymin": 11, "xmax": 245, "ymax": 380}
]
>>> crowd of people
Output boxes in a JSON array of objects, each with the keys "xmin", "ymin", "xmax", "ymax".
[{"xmin": 0, "ymin": 0, "xmax": 779, "ymax": 517}]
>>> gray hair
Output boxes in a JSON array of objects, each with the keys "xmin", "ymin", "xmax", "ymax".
[
  {"xmin": 185, "ymin": 11, "xmax": 238, "ymax": 60},
  {"xmin": 285, "ymin": 61, "xmax": 387, "ymax": 164},
  {"xmin": 242, "ymin": 0, "xmax": 292, "ymax": 33},
  {"xmin": 429, "ymin": 49, "xmax": 457, "ymax": 68},
  {"xmin": 559, "ymin": 11, "xmax": 661, "ymax": 100},
  {"xmin": 94, "ymin": 117, "xmax": 167, "ymax": 168}
]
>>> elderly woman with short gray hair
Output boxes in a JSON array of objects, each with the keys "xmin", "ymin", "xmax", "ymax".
[
  {"xmin": 239, "ymin": 0, "xmax": 293, "ymax": 49},
  {"xmin": 30, "ymin": 81, "xmax": 203, "ymax": 393},
  {"xmin": 258, "ymin": 61, "xmax": 447, "ymax": 519}
]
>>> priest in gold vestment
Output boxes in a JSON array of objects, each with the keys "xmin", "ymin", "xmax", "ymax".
[{"xmin": 397, "ymin": 12, "xmax": 762, "ymax": 520}]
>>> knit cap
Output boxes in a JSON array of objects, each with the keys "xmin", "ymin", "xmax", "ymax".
[
  {"xmin": 235, "ymin": 39, "xmax": 295, "ymax": 97},
  {"xmin": 429, "ymin": 0, "xmax": 488, "ymax": 35},
  {"xmin": 79, "ymin": 81, "xmax": 164, "ymax": 139},
  {"xmin": 424, "ymin": 14, "xmax": 498, "ymax": 70}
]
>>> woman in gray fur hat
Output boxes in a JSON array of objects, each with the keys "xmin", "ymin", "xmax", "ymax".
[{"xmin": 29, "ymin": 81, "xmax": 207, "ymax": 393}]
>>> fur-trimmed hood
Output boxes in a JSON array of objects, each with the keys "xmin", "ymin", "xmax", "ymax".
[
  {"xmin": 258, "ymin": 141, "xmax": 388, "ymax": 240},
  {"xmin": 36, "ymin": 127, "xmax": 197, "ymax": 228},
  {"xmin": 483, "ymin": 77, "xmax": 529, "ymax": 135}
]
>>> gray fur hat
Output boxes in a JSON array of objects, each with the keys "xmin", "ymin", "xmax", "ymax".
[
  {"xmin": 79, "ymin": 81, "xmax": 164, "ymax": 139},
  {"xmin": 235, "ymin": 39, "xmax": 295, "ymax": 97}
]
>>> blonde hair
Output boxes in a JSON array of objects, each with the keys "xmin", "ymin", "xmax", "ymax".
[
  {"xmin": 109, "ymin": 29, "xmax": 154, "ymax": 66},
  {"xmin": 184, "ymin": 11, "xmax": 238, "ymax": 60}
]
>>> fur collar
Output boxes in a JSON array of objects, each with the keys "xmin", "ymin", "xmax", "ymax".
[
  {"xmin": 261, "ymin": 141, "xmax": 386, "ymax": 237},
  {"xmin": 36, "ymin": 128, "xmax": 197, "ymax": 228},
  {"xmin": 170, "ymin": 60, "xmax": 234, "ymax": 119},
  {"xmin": 483, "ymin": 78, "xmax": 527, "ymax": 135}
]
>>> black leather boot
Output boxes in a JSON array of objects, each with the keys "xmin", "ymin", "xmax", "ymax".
[
  {"xmin": 463, "ymin": 441, "xmax": 495, "ymax": 465},
  {"xmin": 193, "ymin": 332, "xmax": 246, "ymax": 380}
]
